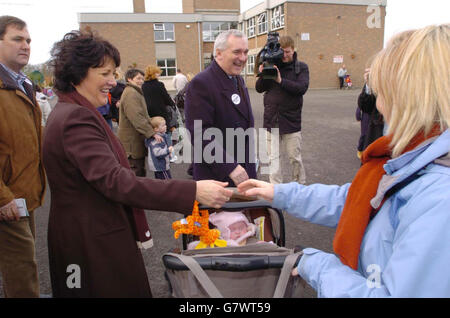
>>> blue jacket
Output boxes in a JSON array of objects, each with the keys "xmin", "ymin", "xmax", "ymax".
[
  {"xmin": 273, "ymin": 129, "xmax": 450, "ymax": 297},
  {"xmin": 145, "ymin": 133, "xmax": 170, "ymax": 172}
]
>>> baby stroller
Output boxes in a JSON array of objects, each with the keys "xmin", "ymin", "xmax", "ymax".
[
  {"xmin": 344, "ymin": 74, "xmax": 352, "ymax": 89},
  {"xmin": 162, "ymin": 191, "xmax": 305, "ymax": 298}
]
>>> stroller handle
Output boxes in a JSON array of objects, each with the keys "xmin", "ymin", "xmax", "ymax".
[
  {"xmin": 163, "ymin": 254, "xmax": 301, "ymax": 272},
  {"xmin": 198, "ymin": 199, "xmax": 273, "ymax": 211},
  {"xmin": 198, "ymin": 187, "xmax": 273, "ymax": 211}
]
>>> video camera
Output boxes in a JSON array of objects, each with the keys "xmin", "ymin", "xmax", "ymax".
[{"xmin": 257, "ymin": 32, "xmax": 284, "ymax": 80}]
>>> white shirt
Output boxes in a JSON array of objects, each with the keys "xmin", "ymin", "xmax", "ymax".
[
  {"xmin": 36, "ymin": 92, "xmax": 52, "ymax": 126},
  {"xmin": 172, "ymin": 73, "xmax": 188, "ymax": 93}
]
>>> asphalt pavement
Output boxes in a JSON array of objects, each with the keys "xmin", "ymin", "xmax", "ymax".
[{"xmin": 0, "ymin": 87, "xmax": 363, "ymax": 298}]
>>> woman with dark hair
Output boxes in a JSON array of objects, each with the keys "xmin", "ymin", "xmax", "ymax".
[
  {"xmin": 43, "ymin": 30, "xmax": 232, "ymax": 297},
  {"xmin": 118, "ymin": 68, "xmax": 163, "ymax": 177}
]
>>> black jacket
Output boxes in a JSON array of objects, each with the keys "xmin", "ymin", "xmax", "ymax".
[
  {"xmin": 255, "ymin": 52, "xmax": 309, "ymax": 134},
  {"xmin": 357, "ymin": 85, "xmax": 384, "ymax": 150},
  {"xmin": 142, "ymin": 79, "xmax": 174, "ymax": 125},
  {"xmin": 109, "ymin": 80, "xmax": 126, "ymax": 121}
]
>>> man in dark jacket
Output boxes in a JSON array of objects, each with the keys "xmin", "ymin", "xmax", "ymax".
[
  {"xmin": 256, "ymin": 35, "xmax": 309, "ymax": 184},
  {"xmin": 185, "ymin": 29, "xmax": 256, "ymax": 186}
]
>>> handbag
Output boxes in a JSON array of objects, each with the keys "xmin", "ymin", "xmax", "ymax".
[{"xmin": 166, "ymin": 105, "xmax": 179, "ymax": 129}]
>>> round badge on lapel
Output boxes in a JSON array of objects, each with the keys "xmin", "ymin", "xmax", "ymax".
[{"xmin": 231, "ymin": 94, "xmax": 241, "ymax": 105}]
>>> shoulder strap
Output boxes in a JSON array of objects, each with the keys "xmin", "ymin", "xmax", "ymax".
[
  {"xmin": 386, "ymin": 152, "xmax": 450, "ymax": 198},
  {"xmin": 384, "ymin": 172, "xmax": 421, "ymax": 199},
  {"xmin": 166, "ymin": 253, "xmax": 223, "ymax": 298},
  {"xmin": 273, "ymin": 251, "xmax": 303, "ymax": 298}
]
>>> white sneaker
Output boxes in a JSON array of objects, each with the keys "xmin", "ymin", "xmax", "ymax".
[{"xmin": 170, "ymin": 155, "xmax": 178, "ymax": 163}]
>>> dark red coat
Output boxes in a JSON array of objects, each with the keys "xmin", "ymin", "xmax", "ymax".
[
  {"xmin": 184, "ymin": 60, "xmax": 257, "ymax": 186},
  {"xmin": 43, "ymin": 102, "xmax": 196, "ymax": 297}
]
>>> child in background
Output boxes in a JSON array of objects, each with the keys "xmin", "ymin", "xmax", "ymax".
[{"xmin": 145, "ymin": 116, "xmax": 173, "ymax": 179}]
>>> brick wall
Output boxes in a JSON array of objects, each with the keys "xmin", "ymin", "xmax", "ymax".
[
  {"xmin": 183, "ymin": 0, "xmax": 195, "ymax": 13},
  {"xmin": 133, "ymin": 0, "xmax": 145, "ymax": 13},
  {"xmin": 81, "ymin": 21, "xmax": 203, "ymax": 91},
  {"xmin": 244, "ymin": 2, "xmax": 385, "ymax": 89},
  {"xmin": 286, "ymin": 2, "xmax": 385, "ymax": 89},
  {"xmin": 81, "ymin": 22, "xmax": 156, "ymax": 72},
  {"xmin": 80, "ymin": 1, "xmax": 385, "ymax": 90},
  {"xmin": 175, "ymin": 22, "xmax": 201, "ymax": 75},
  {"xmin": 193, "ymin": 0, "xmax": 239, "ymax": 12}
]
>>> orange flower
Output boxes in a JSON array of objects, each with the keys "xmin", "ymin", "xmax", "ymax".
[{"xmin": 172, "ymin": 201, "xmax": 227, "ymax": 249}]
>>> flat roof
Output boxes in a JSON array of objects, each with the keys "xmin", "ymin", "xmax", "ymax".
[
  {"xmin": 78, "ymin": 13, "xmax": 238, "ymax": 23},
  {"xmin": 78, "ymin": 0, "xmax": 387, "ymax": 24}
]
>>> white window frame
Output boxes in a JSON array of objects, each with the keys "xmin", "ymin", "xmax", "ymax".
[
  {"xmin": 257, "ymin": 12, "xmax": 268, "ymax": 35},
  {"xmin": 247, "ymin": 54, "xmax": 255, "ymax": 74},
  {"xmin": 202, "ymin": 22, "xmax": 237, "ymax": 42},
  {"xmin": 204, "ymin": 53, "xmax": 213, "ymax": 69},
  {"xmin": 238, "ymin": 22, "xmax": 244, "ymax": 32},
  {"xmin": 270, "ymin": 5, "xmax": 285, "ymax": 30},
  {"xmin": 247, "ymin": 17, "xmax": 255, "ymax": 38},
  {"xmin": 157, "ymin": 58, "xmax": 177, "ymax": 77},
  {"xmin": 154, "ymin": 23, "xmax": 175, "ymax": 42}
]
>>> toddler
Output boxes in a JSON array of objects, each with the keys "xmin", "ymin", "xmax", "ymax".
[{"xmin": 145, "ymin": 116, "xmax": 173, "ymax": 179}]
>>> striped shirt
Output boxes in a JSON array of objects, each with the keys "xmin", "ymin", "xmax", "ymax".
[{"xmin": 0, "ymin": 62, "xmax": 30, "ymax": 93}]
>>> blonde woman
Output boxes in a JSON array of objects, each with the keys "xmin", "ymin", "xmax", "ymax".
[
  {"xmin": 141, "ymin": 64, "xmax": 175, "ymax": 129},
  {"xmin": 238, "ymin": 24, "xmax": 450, "ymax": 297}
]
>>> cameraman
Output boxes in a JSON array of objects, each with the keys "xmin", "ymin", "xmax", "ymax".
[{"xmin": 256, "ymin": 35, "xmax": 309, "ymax": 184}]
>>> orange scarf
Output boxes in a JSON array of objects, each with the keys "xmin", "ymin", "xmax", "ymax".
[{"xmin": 333, "ymin": 126, "xmax": 441, "ymax": 270}]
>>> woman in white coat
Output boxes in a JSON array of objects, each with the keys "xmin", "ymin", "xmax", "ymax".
[{"xmin": 36, "ymin": 88, "xmax": 52, "ymax": 126}]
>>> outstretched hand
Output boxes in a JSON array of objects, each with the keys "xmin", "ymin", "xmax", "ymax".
[
  {"xmin": 195, "ymin": 180, "xmax": 233, "ymax": 209},
  {"xmin": 237, "ymin": 179, "xmax": 275, "ymax": 202}
]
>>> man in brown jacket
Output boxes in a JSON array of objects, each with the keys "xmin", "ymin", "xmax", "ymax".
[
  {"xmin": 118, "ymin": 68, "xmax": 163, "ymax": 176},
  {"xmin": 0, "ymin": 16, "xmax": 46, "ymax": 297}
]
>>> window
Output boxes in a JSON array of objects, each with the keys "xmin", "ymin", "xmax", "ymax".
[
  {"xmin": 157, "ymin": 58, "xmax": 176, "ymax": 76},
  {"xmin": 154, "ymin": 23, "xmax": 175, "ymax": 41},
  {"xmin": 257, "ymin": 12, "xmax": 268, "ymax": 34},
  {"xmin": 204, "ymin": 54, "xmax": 213, "ymax": 69},
  {"xmin": 202, "ymin": 22, "xmax": 238, "ymax": 42},
  {"xmin": 246, "ymin": 17, "xmax": 255, "ymax": 38},
  {"xmin": 270, "ymin": 5, "xmax": 285, "ymax": 30},
  {"xmin": 238, "ymin": 22, "xmax": 244, "ymax": 32},
  {"xmin": 247, "ymin": 55, "xmax": 255, "ymax": 74}
]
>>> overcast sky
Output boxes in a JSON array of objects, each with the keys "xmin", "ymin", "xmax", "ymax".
[{"xmin": 0, "ymin": 0, "xmax": 448, "ymax": 65}]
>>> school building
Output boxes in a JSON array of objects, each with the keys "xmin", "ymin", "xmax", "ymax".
[{"xmin": 78, "ymin": 0, "xmax": 386, "ymax": 90}]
